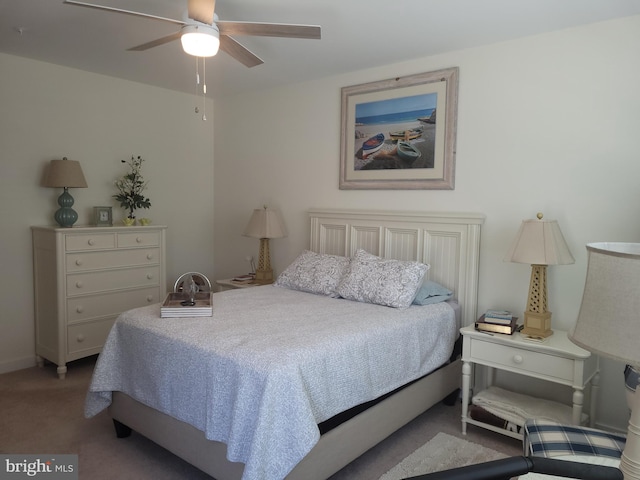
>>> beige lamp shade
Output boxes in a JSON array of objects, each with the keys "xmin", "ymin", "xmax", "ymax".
[
  {"xmin": 570, "ymin": 242, "xmax": 640, "ymax": 366},
  {"xmin": 43, "ymin": 158, "xmax": 88, "ymax": 188},
  {"xmin": 569, "ymin": 242, "xmax": 640, "ymax": 480},
  {"xmin": 242, "ymin": 207, "xmax": 287, "ymax": 239},
  {"xmin": 504, "ymin": 214, "xmax": 574, "ymax": 266}
]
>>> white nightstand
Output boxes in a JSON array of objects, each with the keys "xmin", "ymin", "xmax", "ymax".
[
  {"xmin": 460, "ymin": 324, "xmax": 599, "ymax": 440},
  {"xmin": 215, "ymin": 278, "xmax": 260, "ymax": 292}
]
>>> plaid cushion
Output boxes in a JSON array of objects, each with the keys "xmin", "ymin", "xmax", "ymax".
[{"xmin": 524, "ymin": 419, "xmax": 626, "ymax": 460}]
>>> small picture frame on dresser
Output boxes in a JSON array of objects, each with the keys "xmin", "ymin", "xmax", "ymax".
[{"xmin": 93, "ymin": 206, "xmax": 113, "ymax": 227}]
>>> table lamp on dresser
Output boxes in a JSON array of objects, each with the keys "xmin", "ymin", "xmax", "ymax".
[{"xmin": 42, "ymin": 157, "xmax": 88, "ymax": 228}]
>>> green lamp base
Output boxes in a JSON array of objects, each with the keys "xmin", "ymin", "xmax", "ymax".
[{"xmin": 54, "ymin": 187, "xmax": 78, "ymax": 228}]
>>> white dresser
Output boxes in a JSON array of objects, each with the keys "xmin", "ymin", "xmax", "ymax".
[{"xmin": 32, "ymin": 225, "xmax": 167, "ymax": 378}]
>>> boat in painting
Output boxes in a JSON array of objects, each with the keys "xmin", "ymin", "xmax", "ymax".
[
  {"xmin": 362, "ymin": 133, "xmax": 385, "ymax": 158},
  {"xmin": 389, "ymin": 126, "xmax": 423, "ymax": 141},
  {"xmin": 397, "ymin": 141, "xmax": 421, "ymax": 163}
]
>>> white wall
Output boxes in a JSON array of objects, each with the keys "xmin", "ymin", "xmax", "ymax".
[
  {"xmin": 214, "ymin": 16, "xmax": 640, "ymax": 431},
  {"xmin": 0, "ymin": 53, "xmax": 215, "ymax": 372}
]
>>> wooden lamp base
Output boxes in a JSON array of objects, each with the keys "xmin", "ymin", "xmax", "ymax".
[
  {"xmin": 254, "ymin": 237, "xmax": 274, "ymax": 285},
  {"xmin": 522, "ymin": 311, "xmax": 553, "ymax": 338},
  {"xmin": 522, "ymin": 264, "xmax": 553, "ymax": 338}
]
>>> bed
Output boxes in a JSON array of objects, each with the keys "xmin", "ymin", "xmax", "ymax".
[{"xmin": 85, "ymin": 209, "xmax": 484, "ymax": 480}]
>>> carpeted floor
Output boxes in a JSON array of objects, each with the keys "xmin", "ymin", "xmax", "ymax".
[
  {"xmin": 379, "ymin": 432, "xmax": 506, "ymax": 479},
  {"xmin": 1, "ymin": 356, "xmax": 522, "ymax": 479}
]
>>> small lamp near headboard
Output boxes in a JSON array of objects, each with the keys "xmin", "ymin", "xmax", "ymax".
[
  {"xmin": 504, "ymin": 213, "xmax": 574, "ymax": 338},
  {"xmin": 243, "ymin": 206, "xmax": 287, "ymax": 284}
]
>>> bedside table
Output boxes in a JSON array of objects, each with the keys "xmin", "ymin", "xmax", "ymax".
[
  {"xmin": 460, "ymin": 324, "xmax": 599, "ymax": 440},
  {"xmin": 216, "ymin": 278, "xmax": 260, "ymax": 292}
]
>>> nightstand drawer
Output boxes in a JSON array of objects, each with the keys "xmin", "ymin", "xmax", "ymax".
[{"xmin": 470, "ymin": 340, "xmax": 574, "ymax": 382}]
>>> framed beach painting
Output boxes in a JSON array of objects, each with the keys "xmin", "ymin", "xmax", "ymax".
[{"xmin": 339, "ymin": 67, "xmax": 458, "ymax": 190}]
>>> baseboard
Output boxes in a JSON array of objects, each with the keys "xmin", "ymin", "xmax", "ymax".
[{"xmin": 0, "ymin": 355, "xmax": 36, "ymax": 374}]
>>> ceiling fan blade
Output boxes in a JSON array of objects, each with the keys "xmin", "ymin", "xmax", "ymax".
[
  {"xmin": 128, "ymin": 31, "xmax": 182, "ymax": 51},
  {"xmin": 217, "ymin": 21, "xmax": 321, "ymax": 40},
  {"xmin": 188, "ymin": 0, "xmax": 215, "ymax": 25},
  {"xmin": 63, "ymin": 0, "xmax": 184, "ymax": 26},
  {"xmin": 219, "ymin": 36, "xmax": 264, "ymax": 68}
]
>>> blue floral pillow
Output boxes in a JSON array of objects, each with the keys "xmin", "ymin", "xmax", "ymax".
[{"xmin": 336, "ymin": 249, "xmax": 429, "ymax": 308}]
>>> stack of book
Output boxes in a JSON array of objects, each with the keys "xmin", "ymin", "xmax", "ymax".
[
  {"xmin": 475, "ymin": 310, "xmax": 518, "ymax": 334},
  {"xmin": 231, "ymin": 274, "xmax": 255, "ymax": 284}
]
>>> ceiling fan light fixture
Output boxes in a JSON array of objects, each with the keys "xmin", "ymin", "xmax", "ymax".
[{"xmin": 180, "ymin": 24, "xmax": 220, "ymax": 57}]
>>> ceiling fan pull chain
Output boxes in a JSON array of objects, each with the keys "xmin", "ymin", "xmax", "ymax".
[
  {"xmin": 194, "ymin": 56, "xmax": 201, "ymax": 115},
  {"xmin": 202, "ymin": 57, "xmax": 207, "ymax": 121}
]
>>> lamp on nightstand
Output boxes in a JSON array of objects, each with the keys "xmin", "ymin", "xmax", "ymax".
[
  {"xmin": 243, "ymin": 206, "xmax": 287, "ymax": 284},
  {"xmin": 504, "ymin": 213, "xmax": 574, "ymax": 338},
  {"xmin": 570, "ymin": 242, "xmax": 640, "ymax": 480}
]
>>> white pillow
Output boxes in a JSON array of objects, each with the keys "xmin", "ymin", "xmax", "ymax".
[
  {"xmin": 335, "ymin": 249, "xmax": 429, "ymax": 308},
  {"xmin": 274, "ymin": 250, "xmax": 350, "ymax": 297}
]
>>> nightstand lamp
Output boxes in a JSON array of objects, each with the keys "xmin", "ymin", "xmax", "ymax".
[
  {"xmin": 43, "ymin": 157, "xmax": 88, "ymax": 228},
  {"xmin": 570, "ymin": 242, "xmax": 640, "ymax": 480},
  {"xmin": 504, "ymin": 213, "xmax": 574, "ymax": 338},
  {"xmin": 243, "ymin": 206, "xmax": 287, "ymax": 284}
]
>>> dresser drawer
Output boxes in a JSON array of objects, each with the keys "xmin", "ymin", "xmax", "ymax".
[
  {"xmin": 67, "ymin": 286, "xmax": 160, "ymax": 323},
  {"xmin": 65, "ymin": 233, "xmax": 116, "ymax": 251},
  {"xmin": 67, "ymin": 266, "xmax": 160, "ymax": 296},
  {"xmin": 117, "ymin": 231, "xmax": 160, "ymax": 248},
  {"xmin": 67, "ymin": 318, "xmax": 116, "ymax": 357},
  {"xmin": 66, "ymin": 248, "xmax": 160, "ymax": 272},
  {"xmin": 470, "ymin": 339, "xmax": 574, "ymax": 383}
]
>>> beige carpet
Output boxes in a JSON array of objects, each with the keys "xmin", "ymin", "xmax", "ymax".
[
  {"xmin": 1, "ymin": 356, "xmax": 522, "ymax": 479},
  {"xmin": 379, "ymin": 432, "xmax": 507, "ymax": 479}
]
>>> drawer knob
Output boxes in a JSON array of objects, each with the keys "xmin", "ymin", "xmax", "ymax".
[
  {"xmin": 75, "ymin": 259, "xmax": 83, "ymax": 266},
  {"xmin": 146, "ymin": 295, "xmax": 154, "ymax": 302},
  {"xmin": 136, "ymin": 236, "xmax": 143, "ymax": 243},
  {"xmin": 513, "ymin": 354, "xmax": 524, "ymax": 364},
  {"xmin": 88, "ymin": 239, "xmax": 95, "ymax": 246},
  {"xmin": 76, "ymin": 306, "xmax": 84, "ymax": 313},
  {"xmin": 76, "ymin": 334, "xmax": 85, "ymax": 343},
  {"xmin": 146, "ymin": 273, "xmax": 153, "ymax": 280},
  {"xmin": 75, "ymin": 281, "xmax": 83, "ymax": 289},
  {"xmin": 147, "ymin": 253, "xmax": 154, "ymax": 260}
]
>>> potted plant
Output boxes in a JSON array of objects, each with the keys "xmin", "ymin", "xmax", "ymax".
[{"xmin": 113, "ymin": 155, "xmax": 151, "ymax": 224}]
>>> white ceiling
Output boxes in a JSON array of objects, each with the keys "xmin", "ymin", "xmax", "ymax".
[{"xmin": 1, "ymin": 0, "xmax": 639, "ymax": 98}]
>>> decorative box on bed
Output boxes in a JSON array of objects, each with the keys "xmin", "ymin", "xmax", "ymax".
[{"xmin": 85, "ymin": 209, "xmax": 484, "ymax": 480}]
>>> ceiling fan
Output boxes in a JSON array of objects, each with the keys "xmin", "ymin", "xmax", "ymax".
[{"xmin": 63, "ymin": 0, "xmax": 322, "ymax": 67}]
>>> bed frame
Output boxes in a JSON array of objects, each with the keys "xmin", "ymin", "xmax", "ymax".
[{"xmin": 109, "ymin": 209, "xmax": 485, "ymax": 479}]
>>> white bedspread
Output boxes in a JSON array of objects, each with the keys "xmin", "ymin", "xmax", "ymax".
[{"xmin": 85, "ymin": 286, "xmax": 457, "ymax": 480}]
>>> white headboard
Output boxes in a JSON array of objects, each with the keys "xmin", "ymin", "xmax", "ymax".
[{"xmin": 309, "ymin": 209, "xmax": 485, "ymax": 327}]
